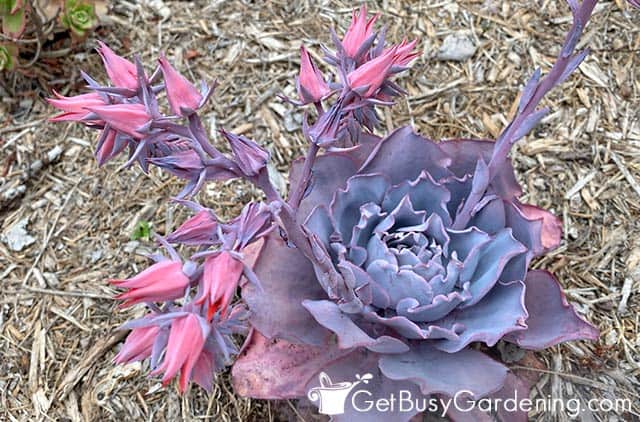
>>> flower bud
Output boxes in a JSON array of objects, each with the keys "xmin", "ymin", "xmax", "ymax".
[
  {"xmin": 222, "ymin": 130, "xmax": 269, "ymax": 177},
  {"xmin": 87, "ymin": 103, "xmax": 151, "ymax": 139},
  {"xmin": 47, "ymin": 91, "xmax": 105, "ymax": 122},
  {"xmin": 297, "ymin": 46, "xmax": 330, "ymax": 104},
  {"xmin": 111, "ymin": 260, "xmax": 190, "ymax": 307},
  {"xmin": 158, "ymin": 54, "xmax": 203, "ymax": 116},
  {"xmin": 96, "ymin": 41, "xmax": 138, "ymax": 90},
  {"xmin": 341, "ymin": 5, "xmax": 378, "ymax": 58}
]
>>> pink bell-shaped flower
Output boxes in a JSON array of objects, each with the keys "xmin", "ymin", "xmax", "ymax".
[
  {"xmin": 151, "ymin": 313, "xmax": 209, "ymax": 392},
  {"xmin": 297, "ymin": 46, "xmax": 330, "ymax": 104},
  {"xmin": 96, "ymin": 41, "xmax": 139, "ymax": 90},
  {"xmin": 111, "ymin": 260, "xmax": 190, "ymax": 307},
  {"xmin": 47, "ymin": 91, "xmax": 106, "ymax": 122},
  {"xmin": 196, "ymin": 251, "xmax": 244, "ymax": 319},
  {"xmin": 167, "ymin": 210, "xmax": 218, "ymax": 245},
  {"xmin": 342, "ymin": 5, "xmax": 378, "ymax": 57},
  {"xmin": 347, "ymin": 46, "xmax": 398, "ymax": 97},
  {"xmin": 114, "ymin": 325, "xmax": 160, "ymax": 364},
  {"xmin": 87, "ymin": 103, "xmax": 151, "ymax": 139},
  {"xmin": 158, "ymin": 53, "xmax": 203, "ymax": 116}
]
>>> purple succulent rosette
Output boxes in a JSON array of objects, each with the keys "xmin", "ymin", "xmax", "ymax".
[{"xmin": 233, "ymin": 128, "xmax": 598, "ymax": 420}]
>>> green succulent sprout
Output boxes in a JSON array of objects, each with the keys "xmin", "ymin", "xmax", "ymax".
[
  {"xmin": 0, "ymin": 43, "xmax": 17, "ymax": 71},
  {"xmin": 61, "ymin": 0, "xmax": 96, "ymax": 37},
  {"xmin": 131, "ymin": 220, "xmax": 152, "ymax": 241},
  {"xmin": 0, "ymin": 0, "xmax": 26, "ymax": 39}
]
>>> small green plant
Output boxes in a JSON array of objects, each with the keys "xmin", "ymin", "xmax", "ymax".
[
  {"xmin": 131, "ymin": 221, "xmax": 152, "ymax": 241},
  {"xmin": 0, "ymin": 0, "xmax": 99, "ymax": 73},
  {"xmin": 61, "ymin": 0, "xmax": 96, "ymax": 37},
  {"xmin": 0, "ymin": 42, "xmax": 17, "ymax": 70},
  {"xmin": 0, "ymin": 0, "xmax": 27, "ymax": 39}
]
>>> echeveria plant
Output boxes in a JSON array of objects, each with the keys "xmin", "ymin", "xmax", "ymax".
[{"xmin": 49, "ymin": 1, "xmax": 622, "ymax": 420}]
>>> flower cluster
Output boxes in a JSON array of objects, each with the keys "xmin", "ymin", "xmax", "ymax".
[
  {"xmin": 293, "ymin": 5, "xmax": 419, "ymax": 148},
  {"xmin": 49, "ymin": 42, "xmax": 277, "ymax": 389},
  {"xmin": 107, "ymin": 200, "xmax": 270, "ymax": 391},
  {"xmin": 48, "ymin": 1, "xmax": 615, "ymax": 419}
]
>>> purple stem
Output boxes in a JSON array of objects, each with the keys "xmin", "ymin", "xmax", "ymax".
[
  {"xmin": 488, "ymin": 0, "xmax": 597, "ymax": 176},
  {"xmin": 188, "ymin": 113, "xmax": 223, "ymax": 159},
  {"xmin": 253, "ymin": 170, "xmax": 314, "ymax": 257},
  {"xmin": 453, "ymin": 0, "xmax": 597, "ymax": 229},
  {"xmin": 288, "ymin": 102, "xmax": 324, "ymax": 210},
  {"xmin": 288, "ymin": 142, "xmax": 319, "ymax": 209}
]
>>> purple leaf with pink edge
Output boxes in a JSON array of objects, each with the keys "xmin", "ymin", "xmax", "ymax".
[
  {"xmin": 492, "ymin": 372, "xmax": 531, "ymax": 422},
  {"xmin": 241, "ymin": 233, "xmax": 331, "ymax": 346},
  {"xmin": 379, "ymin": 342, "xmax": 508, "ymax": 398},
  {"xmin": 517, "ymin": 202, "xmax": 563, "ymax": 251},
  {"xmin": 432, "ymin": 280, "xmax": 528, "ymax": 353},
  {"xmin": 504, "ymin": 270, "xmax": 599, "ymax": 349},
  {"xmin": 304, "ymin": 348, "xmax": 425, "ymax": 422},
  {"xmin": 231, "ymin": 329, "xmax": 352, "ymax": 399}
]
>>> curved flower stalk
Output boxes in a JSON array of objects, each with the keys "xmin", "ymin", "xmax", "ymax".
[{"xmin": 47, "ymin": 1, "xmax": 612, "ymax": 415}]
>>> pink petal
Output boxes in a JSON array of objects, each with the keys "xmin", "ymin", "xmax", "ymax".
[
  {"xmin": 97, "ymin": 41, "xmax": 139, "ymax": 90},
  {"xmin": 111, "ymin": 260, "xmax": 183, "ymax": 288},
  {"xmin": 158, "ymin": 54, "xmax": 202, "ymax": 115},
  {"xmin": 87, "ymin": 104, "xmax": 151, "ymax": 139}
]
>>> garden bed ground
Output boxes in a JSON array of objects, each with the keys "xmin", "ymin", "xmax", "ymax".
[{"xmin": 1, "ymin": 0, "xmax": 639, "ymax": 420}]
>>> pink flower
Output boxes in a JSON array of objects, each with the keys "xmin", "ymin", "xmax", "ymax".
[
  {"xmin": 196, "ymin": 251, "xmax": 244, "ymax": 319},
  {"xmin": 87, "ymin": 103, "xmax": 151, "ymax": 139},
  {"xmin": 297, "ymin": 46, "xmax": 330, "ymax": 104},
  {"xmin": 342, "ymin": 5, "xmax": 378, "ymax": 57},
  {"xmin": 167, "ymin": 210, "xmax": 218, "ymax": 245},
  {"xmin": 151, "ymin": 313, "xmax": 209, "ymax": 392},
  {"xmin": 114, "ymin": 325, "xmax": 160, "ymax": 364},
  {"xmin": 158, "ymin": 54, "xmax": 203, "ymax": 116},
  {"xmin": 111, "ymin": 260, "xmax": 190, "ymax": 307},
  {"xmin": 347, "ymin": 46, "xmax": 398, "ymax": 97},
  {"xmin": 388, "ymin": 38, "xmax": 419, "ymax": 66},
  {"xmin": 346, "ymin": 39, "xmax": 418, "ymax": 98},
  {"xmin": 96, "ymin": 41, "xmax": 139, "ymax": 90},
  {"xmin": 47, "ymin": 91, "xmax": 106, "ymax": 122}
]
